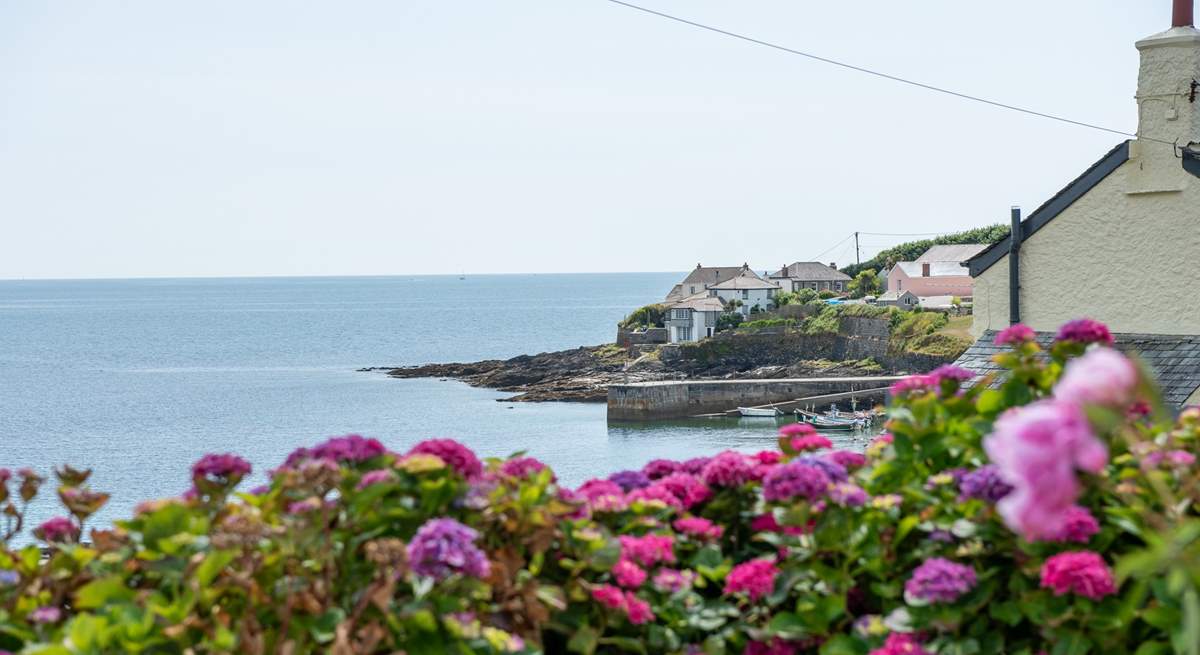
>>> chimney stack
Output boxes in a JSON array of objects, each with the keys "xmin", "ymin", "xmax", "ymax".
[
  {"xmin": 829, "ymin": 262, "xmax": 837, "ymax": 270},
  {"xmin": 922, "ymin": 262, "xmax": 931, "ymax": 277},
  {"xmin": 1175, "ymin": 0, "xmax": 1194, "ymax": 27}
]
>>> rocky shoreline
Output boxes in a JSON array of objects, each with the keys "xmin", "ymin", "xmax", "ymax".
[{"xmin": 361, "ymin": 341, "xmax": 900, "ymax": 403}]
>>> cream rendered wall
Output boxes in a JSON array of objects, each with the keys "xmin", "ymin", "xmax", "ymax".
[
  {"xmin": 972, "ymin": 25, "xmax": 1200, "ymax": 338},
  {"xmin": 971, "ymin": 155, "xmax": 1200, "ymax": 337}
]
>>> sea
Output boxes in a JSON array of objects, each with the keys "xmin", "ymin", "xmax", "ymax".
[{"xmin": 0, "ymin": 274, "xmax": 871, "ymax": 530}]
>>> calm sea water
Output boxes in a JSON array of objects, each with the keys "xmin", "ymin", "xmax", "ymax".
[{"xmin": 0, "ymin": 274, "xmax": 870, "ymax": 529}]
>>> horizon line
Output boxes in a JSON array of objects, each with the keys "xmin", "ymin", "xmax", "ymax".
[{"xmin": 0, "ymin": 270, "xmax": 697, "ymax": 284}]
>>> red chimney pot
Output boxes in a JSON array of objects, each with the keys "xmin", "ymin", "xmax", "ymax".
[{"xmin": 1175, "ymin": 0, "xmax": 1194, "ymax": 27}]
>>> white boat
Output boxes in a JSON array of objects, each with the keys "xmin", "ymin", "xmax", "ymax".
[{"xmin": 738, "ymin": 407, "xmax": 783, "ymax": 417}]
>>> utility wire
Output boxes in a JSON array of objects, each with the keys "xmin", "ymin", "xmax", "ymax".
[
  {"xmin": 603, "ymin": 0, "xmax": 1175, "ymax": 147},
  {"xmin": 807, "ymin": 233, "xmax": 855, "ymax": 262}
]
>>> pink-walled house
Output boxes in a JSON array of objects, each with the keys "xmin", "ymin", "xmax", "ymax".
[{"xmin": 887, "ymin": 261, "xmax": 975, "ymax": 298}]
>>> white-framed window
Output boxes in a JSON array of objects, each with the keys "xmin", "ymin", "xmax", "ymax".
[
  {"xmin": 677, "ymin": 327, "xmax": 692, "ymax": 341},
  {"xmin": 672, "ymin": 309, "xmax": 690, "ymax": 320},
  {"xmin": 741, "ymin": 290, "xmax": 749, "ymax": 300}
]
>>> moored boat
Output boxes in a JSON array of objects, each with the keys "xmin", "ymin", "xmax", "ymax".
[{"xmin": 738, "ymin": 407, "xmax": 783, "ymax": 417}]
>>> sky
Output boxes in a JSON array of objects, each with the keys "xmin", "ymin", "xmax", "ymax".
[{"xmin": 0, "ymin": 0, "xmax": 1173, "ymax": 279}]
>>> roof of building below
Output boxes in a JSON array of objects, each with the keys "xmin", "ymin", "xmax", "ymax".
[
  {"xmin": 954, "ymin": 331, "xmax": 1200, "ymax": 409},
  {"xmin": 915, "ymin": 244, "xmax": 990, "ymax": 264},
  {"xmin": 877, "ymin": 290, "xmax": 915, "ymax": 302},
  {"xmin": 669, "ymin": 294, "xmax": 725, "ymax": 312},
  {"xmin": 770, "ymin": 262, "xmax": 852, "ymax": 282},
  {"xmin": 709, "ymin": 275, "xmax": 780, "ymax": 290},
  {"xmin": 918, "ymin": 295, "xmax": 958, "ymax": 308},
  {"xmin": 895, "ymin": 261, "xmax": 970, "ymax": 278}
]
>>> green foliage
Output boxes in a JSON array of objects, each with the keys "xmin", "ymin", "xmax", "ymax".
[
  {"xmin": 620, "ymin": 304, "xmax": 668, "ymax": 330},
  {"xmin": 794, "ymin": 288, "xmax": 820, "ymax": 304},
  {"xmin": 847, "ymin": 270, "xmax": 881, "ymax": 299},
  {"xmin": 841, "ymin": 224, "xmax": 1009, "ymax": 279},
  {"xmin": 818, "ymin": 290, "xmax": 838, "ymax": 300},
  {"xmin": 736, "ymin": 318, "xmax": 797, "ymax": 332},
  {"xmin": 716, "ymin": 312, "xmax": 744, "ymax": 332},
  {"xmin": 3, "ymin": 324, "xmax": 1200, "ymax": 655}
]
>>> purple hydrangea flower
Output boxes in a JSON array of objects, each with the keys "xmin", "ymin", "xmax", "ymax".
[
  {"xmin": 406, "ymin": 518, "xmax": 491, "ymax": 580},
  {"xmin": 28, "ymin": 606, "xmax": 61, "ymax": 624},
  {"xmin": 407, "ymin": 439, "xmax": 482, "ymax": 478},
  {"xmin": 641, "ymin": 459, "xmax": 679, "ymax": 480},
  {"xmin": 905, "ymin": 557, "xmax": 977, "ymax": 603},
  {"xmin": 929, "ymin": 365, "xmax": 974, "ymax": 385},
  {"xmin": 829, "ymin": 482, "xmax": 868, "ymax": 507},
  {"xmin": 797, "ymin": 456, "xmax": 848, "ymax": 483},
  {"xmin": 995, "ymin": 323, "xmax": 1036, "ymax": 346},
  {"xmin": 763, "ymin": 462, "xmax": 830, "ymax": 502},
  {"xmin": 500, "ymin": 456, "xmax": 549, "ymax": 479},
  {"xmin": 286, "ymin": 435, "xmax": 388, "ymax": 468},
  {"xmin": 700, "ymin": 451, "xmax": 754, "ymax": 488},
  {"xmin": 957, "ymin": 465, "xmax": 1014, "ymax": 503},
  {"xmin": 608, "ymin": 469, "xmax": 651, "ymax": 492},
  {"xmin": 680, "ymin": 457, "xmax": 712, "ymax": 475},
  {"xmin": 191, "ymin": 453, "xmax": 252, "ymax": 479}
]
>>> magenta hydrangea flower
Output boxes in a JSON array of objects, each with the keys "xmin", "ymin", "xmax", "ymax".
[
  {"xmin": 994, "ymin": 323, "xmax": 1036, "ymax": 346},
  {"xmin": 34, "ymin": 517, "xmax": 79, "ymax": 544},
  {"xmin": 407, "ymin": 439, "xmax": 482, "ymax": 479},
  {"xmin": 624, "ymin": 592, "xmax": 654, "ymax": 625},
  {"xmin": 701, "ymin": 451, "xmax": 754, "ymax": 488},
  {"xmin": 406, "ymin": 517, "xmax": 491, "ymax": 580},
  {"xmin": 957, "ymin": 465, "xmax": 1014, "ymax": 503},
  {"xmin": 286, "ymin": 435, "xmax": 388, "ymax": 468},
  {"xmin": 499, "ymin": 456, "xmax": 548, "ymax": 479},
  {"xmin": 983, "ymin": 400, "xmax": 1108, "ymax": 540},
  {"xmin": 680, "ymin": 457, "xmax": 712, "ymax": 475},
  {"xmin": 825, "ymin": 450, "xmax": 866, "ymax": 470},
  {"xmin": 611, "ymin": 558, "xmax": 647, "ymax": 588},
  {"xmin": 753, "ymin": 450, "xmax": 782, "ymax": 466},
  {"xmin": 890, "ymin": 374, "xmax": 933, "ymax": 397},
  {"xmin": 1040, "ymin": 551, "xmax": 1116, "ymax": 599},
  {"xmin": 286, "ymin": 497, "xmax": 323, "ymax": 514},
  {"xmin": 869, "ymin": 633, "xmax": 932, "ymax": 655},
  {"xmin": 745, "ymin": 638, "xmax": 804, "ymax": 655},
  {"xmin": 578, "ymin": 478, "xmax": 624, "ymax": 500},
  {"xmin": 591, "ymin": 584, "xmax": 625, "ymax": 609},
  {"xmin": 641, "ymin": 459, "xmax": 680, "ymax": 480},
  {"xmin": 1049, "ymin": 505, "xmax": 1100, "ymax": 544},
  {"xmin": 608, "ymin": 470, "xmax": 651, "ymax": 492},
  {"xmin": 779, "ymin": 423, "xmax": 817, "ymax": 438},
  {"xmin": 829, "ymin": 482, "xmax": 868, "ymax": 507},
  {"xmin": 724, "ymin": 558, "xmax": 778, "ymax": 601},
  {"xmin": 1054, "ymin": 348, "xmax": 1138, "ymax": 408},
  {"xmin": 1142, "ymin": 449, "xmax": 1196, "ymax": 470},
  {"xmin": 673, "ymin": 516, "xmax": 724, "ymax": 540},
  {"xmin": 618, "ymin": 534, "xmax": 675, "ymax": 567},
  {"xmin": 651, "ymin": 473, "xmax": 712, "ymax": 509},
  {"xmin": 791, "ymin": 435, "xmax": 833, "ymax": 453},
  {"xmin": 904, "ymin": 557, "xmax": 977, "ymax": 603},
  {"xmin": 929, "ymin": 364, "xmax": 974, "ymax": 386},
  {"xmin": 191, "ymin": 453, "xmax": 252, "ymax": 483},
  {"xmin": 355, "ymin": 469, "xmax": 395, "ymax": 490},
  {"xmin": 1055, "ymin": 319, "xmax": 1114, "ymax": 346},
  {"xmin": 763, "ymin": 462, "xmax": 830, "ymax": 502}
]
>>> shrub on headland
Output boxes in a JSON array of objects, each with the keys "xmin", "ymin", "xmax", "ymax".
[{"xmin": 2, "ymin": 319, "xmax": 1199, "ymax": 654}]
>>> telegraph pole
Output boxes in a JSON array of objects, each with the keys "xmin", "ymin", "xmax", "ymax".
[{"xmin": 854, "ymin": 232, "xmax": 861, "ymax": 266}]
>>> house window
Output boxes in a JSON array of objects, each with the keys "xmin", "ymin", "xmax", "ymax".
[
  {"xmin": 898, "ymin": 280, "xmax": 903, "ymax": 290},
  {"xmin": 689, "ymin": 286, "xmax": 696, "ymax": 294},
  {"xmin": 741, "ymin": 290, "xmax": 749, "ymax": 300},
  {"xmin": 677, "ymin": 327, "xmax": 692, "ymax": 341},
  {"xmin": 672, "ymin": 309, "xmax": 690, "ymax": 320}
]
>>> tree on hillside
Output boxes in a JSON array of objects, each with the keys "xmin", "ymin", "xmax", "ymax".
[
  {"xmin": 841, "ymin": 224, "xmax": 1009, "ymax": 278},
  {"xmin": 847, "ymin": 269, "xmax": 881, "ymax": 298}
]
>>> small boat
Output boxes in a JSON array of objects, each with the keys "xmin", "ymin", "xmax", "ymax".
[
  {"xmin": 794, "ymin": 409, "xmax": 869, "ymax": 431},
  {"xmin": 738, "ymin": 407, "xmax": 783, "ymax": 417}
]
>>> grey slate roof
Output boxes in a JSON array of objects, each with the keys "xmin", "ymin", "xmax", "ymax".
[
  {"xmin": 680, "ymin": 264, "xmax": 758, "ymax": 286},
  {"xmin": 770, "ymin": 262, "xmax": 851, "ymax": 282},
  {"xmin": 709, "ymin": 274, "xmax": 780, "ymax": 290},
  {"xmin": 916, "ymin": 244, "xmax": 989, "ymax": 263},
  {"xmin": 954, "ymin": 330, "xmax": 1200, "ymax": 409}
]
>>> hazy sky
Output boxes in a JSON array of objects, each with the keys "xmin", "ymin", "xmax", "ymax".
[{"xmin": 0, "ymin": 1, "xmax": 1172, "ymax": 279}]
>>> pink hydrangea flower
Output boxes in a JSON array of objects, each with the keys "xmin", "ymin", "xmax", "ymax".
[
  {"xmin": 1054, "ymin": 348, "xmax": 1138, "ymax": 408},
  {"xmin": 618, "ymin": 534, "xmax": 676, "ymax": 567},
  {"xmin": 791, "ymin": 435, "xmax": 833, "ymax": 453},
  {"xmin": 826, "ymin": 450, "xmax": 866, "ymax": 470},
  {"xmin": 983, "ymin": 400, "xmax": 1107, "ymax": 540},
  {"xmin": 673, "ymin": 516, "xmax": 724, "ymax": 540},
  {"xmin": 869, "ymin": 633, "xmax": 932, "ymax": 655},
  {"xmin": 753, "ymin": 451, "xmax": 782, "ymax": 465},
  {"xmin": 611, "ymin": 558, "xmax": 647, "ymax": 588},
  {"xmin": 626, "ymin": 484, "xmax": 684, "ymax": 510},
  {"xmin": 724, "ymin": 559, "xmax": 779, "ymax": 601},
  {"xmin": 701, "ymin": 451, "xmax": 754, "ymax": 487},
  {"xmin": 652, "ymin": 473, "xmax": 712, "ymax": 509},
  {"xmin": 591, "ymin": 584, "xmax": 626, "ymax": 609},
  {"xmin": 744, "ymin": 639, "xmax": 802, "ymax": 655},
  {"xmin": 578, "ymin": 478, "xmax": 624, "ymax": 499},
  {"xmin": 1049, "ymin": 505, "xmax": 1100, "ymax": 544},
  {"xmin": 191, "ymin": 453, "xmax": 252, "ymax": 482},
  {"xmin": 652, "ymin": 568, "xmax": 695, "ymax": 593},
  {"xmin": 680, "ymin": 457, "xmax": 712, "ymax": 475},
  {"xmin": 407, "ymin": 439, "xmax": 482, "ymax": 478},
  {"xmin": 355, "ymin": 469, "xmax": 395, "ymax": 490},
  {"xmin": 642, "ymin": 459, "xmax": 680, "ymax": 480},
  {"xmin": 34, "ymin": 517, "xmax": 79, "ymax": 544},
  {"xmin": 624, "ymin": 592, "xmax": 654, "ymax": 624},
  {"xmin": 500, "ymin": 456, "xmax": 549, "ymax": 479},
  {"xmin": 1055, "ymin": 319, "xmax": 1114, "ymax": 346},
  {"xmin": 929, "ymin": 365, "xmax": 974, "ymax": 386},
  {"xmin": 750, "ymin": 513, "xmax": 806, "ymax": 536},
  {"xmin": 1141, "ymin": 449, "xmax": 1196, "ymax": 470},
  {"xmin": 904, "ymin": 557, "xmax": 977, "ymax": 603},
  {"xmin": 995, "ymin": 323, "xmax": 1036, "ymax": 346},
  {"xmin": 829, "ymin": 482, "xmax": 868, "ymax": 507},
  {"xmin": 28, "ymin": 606, "xmax": 62, "ymax": 624},
  {"xmin": 779, "ymin": 423, "xmax": 817, "ymax": 438},
  {"xmin": 890, "ymin": 374, "xmax": 933, "ymax": 397},
  {"xmin": 1040, "ymin": 551, "xmax": 1116, "ymax": 600},
  {"xmin": 286, "ymin": 435, "xmax": 388, "ymax": 468}
]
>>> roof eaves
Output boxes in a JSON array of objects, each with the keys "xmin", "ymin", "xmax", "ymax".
[{"xmin": 967, "ymin": 140, "xmax": 1130, "ymax": 277}]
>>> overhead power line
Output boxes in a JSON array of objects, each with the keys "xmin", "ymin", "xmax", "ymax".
[
  {"xmin": 806, "ymin": 233, "xmax": 855, "ymax": 262},
  {"xmin": 603, "ymin": 0, "xmax": 1175, "ymax": 147}
]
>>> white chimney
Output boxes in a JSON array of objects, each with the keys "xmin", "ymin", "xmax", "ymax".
[{"xmin": 1129, "ymin": 0, "xmax": 1200, "ymax": 192}]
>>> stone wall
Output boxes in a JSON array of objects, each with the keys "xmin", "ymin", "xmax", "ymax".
[{"xmin": 616, "ymin": 327, "xmax": 668, "ymax": 346}]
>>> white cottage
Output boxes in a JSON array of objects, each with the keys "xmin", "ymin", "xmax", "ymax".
[
  {"xmin": 664, "ymin": 293, "xmax": 724, "ymax": 343},
  {"xmin": 707, "ymin": 274, "xmax": 780, "ymax": 316},
  {"xmin": 961, "ymin": 0, "xmax": 1200, "ymax": 408}
]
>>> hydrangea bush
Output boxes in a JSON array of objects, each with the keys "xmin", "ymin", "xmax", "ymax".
[{"xmin": 1, "ymin": 319, "xmax": 1199, "ymax": 654}]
